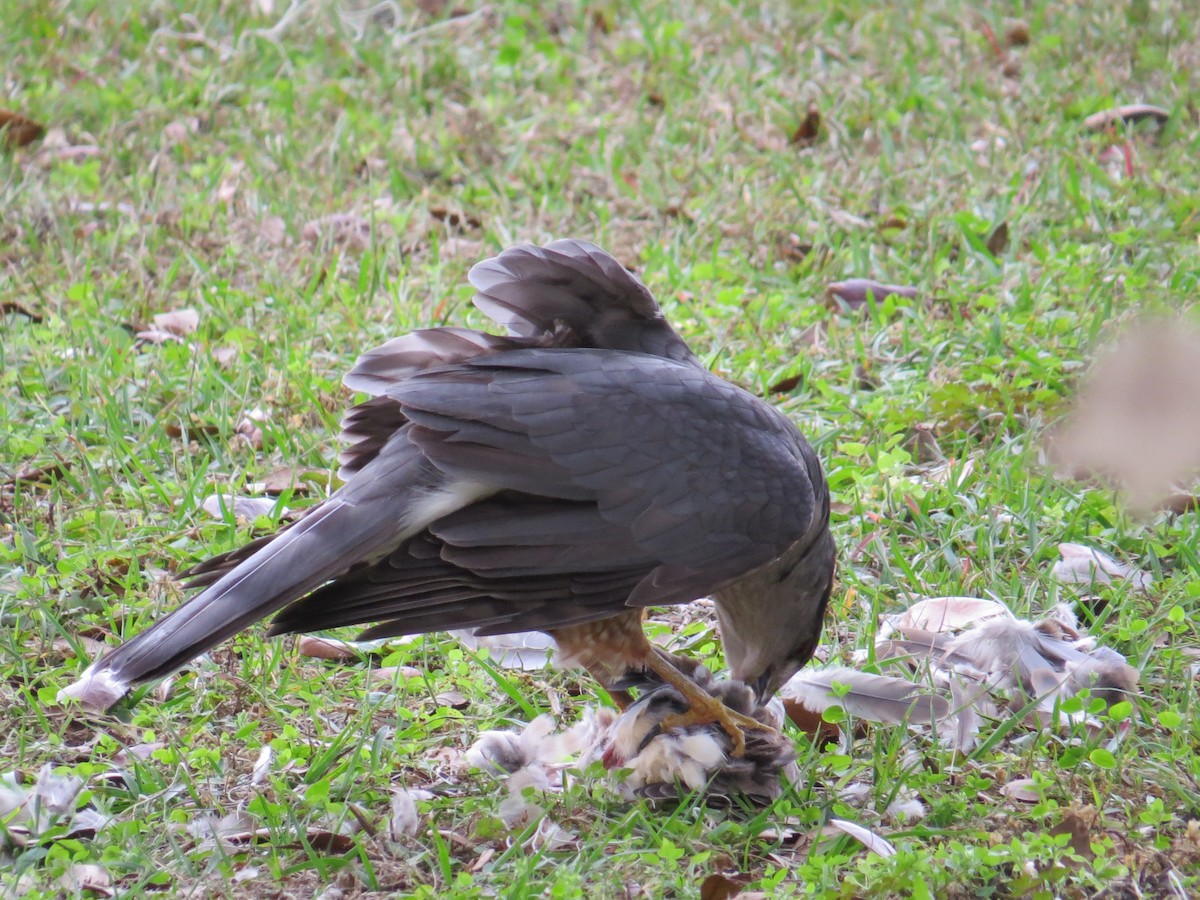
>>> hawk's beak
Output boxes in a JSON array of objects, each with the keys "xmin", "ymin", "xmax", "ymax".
[{"xmin": 752, "ymin": 669, "xmax": 774, "ymax": 705}]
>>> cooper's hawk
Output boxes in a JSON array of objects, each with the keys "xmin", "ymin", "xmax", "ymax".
[{"xmin": 63, "ymin": 240, "xmax": 835, "ymax": 755}]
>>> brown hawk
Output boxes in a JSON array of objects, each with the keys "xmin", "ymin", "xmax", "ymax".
[{"xmin": 62, "ymin": 240, "xmax": 835, "ymax": 755}]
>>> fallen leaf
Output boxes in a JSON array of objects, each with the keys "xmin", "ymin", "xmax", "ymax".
[
  {"xmin": 8, "ymin": 459, "xmax": 69, "ymax": 485},
  {"xmin": 908, "ymin": 424, "xmax": 943, "ymax": 463},
  {"xmin": 1001, "ymin": 778, "xmax": 1040, "ymax": 802},
  {"xmin": 1, "ymin": 300, "xmax": 44, "ymax": 322},
  {"xmin": 768, "ymin": 373, "xmax": 803, "ymax": 394},
  {"xmin": 779, "ymin": 697, "xmax": 840, "ymax": 744},
  {"xmin": 435, "ymin": 690, "xmax": 470, "ymax": 710},
  {"xmin": 1083, "ymin": 104, "xmax": 1170, "ymax": 131},
  {"xmin": 700, "ymin": 872, "xmax": 750, "ymax": 900},
  {"xmin": 1050, "ymin": 809, "xmax": 1097, "ymax": 861},
  {"xmin": 302, "ymin": 213, "xmax": 378, "ymax": 250},
  {"xmin": 259, "ymin": 215, "xmax": 286, "ymax": 246},
  {"xmin": 790, "ymin": 103, "xmax": 821, "ymax": 147},
  {"xmin": 211, "ymin": 346, "xmax": 238, "ymax": 367},
  {"xmin": 164, "ymin": 416, "xmax": 221, "ymax": 439},
  {"xmin": 429, "ymin": 206, "xmax": 482, "ymax": 229},
  {"xmin": 1004, "ymin": 18, "xmax": 1030, "ymax": 46},
  {"xmin": 51, "ymin": 636, "xmax": 109, "ymax": 660},
  {"xmin": 60, "ymin": 864, "xmax": 113, "ymax": 898},
  {"xmin": 370, "ymin": 665, "xmax": 423, "ymax": 683},
  {"xmin": 1051, "ymin": 543, "xmax": 1152, "ymax": 592},
  {"xmin": 0, "ymin": 109, "xmax": 46, "ymax": 149},
  {"xmin": 985, "ymin": 221, "xmax": 1009, "ymax": 256},
  {"xmin": 297, "ymin": 636, "xmax": 360, "ymax": 660},
  {"xmin": 254, "ymin": 466, "xmax": 324, "ymax": 496},
  {"xmin": 153, "ymin": 308, "xmax": 200, "ymax": 336},
  {"xmin": 826, "ymin": 279, "xmax": 918, "ymax": 311},
  {"xmin": 234, "ymin": 418, "xmax": 264, "ymax": 451},
  {"xmin": 233, "ymin": 826, "xmax": 355, "ymax": 854}
]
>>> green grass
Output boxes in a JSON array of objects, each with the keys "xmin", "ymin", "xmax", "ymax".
[{"xmin": 3, "ymin": 0, "xmax": 1199, "ymax": 896}]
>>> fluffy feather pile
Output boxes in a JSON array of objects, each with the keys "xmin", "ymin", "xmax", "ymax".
[
  {"xmin": 862, "ymin": 596, "xmax": 1139, "ymax": 749},
  {"xmin": 467, "ymin": 661, "xmax": 795, "ymax": 807},
  {"xmin": 464, "ymin": 595, "xmax": 1138, "ymax": 810}
]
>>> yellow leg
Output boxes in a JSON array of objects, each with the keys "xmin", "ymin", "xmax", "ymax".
[{"xmin": 641, "ymin": 652, "xmax": 773, "ymax": 758}]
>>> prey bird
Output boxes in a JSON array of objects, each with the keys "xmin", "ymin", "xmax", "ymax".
[{"xmin": 62, "ymin": 240, "xmax": 835, "ymax": 755}]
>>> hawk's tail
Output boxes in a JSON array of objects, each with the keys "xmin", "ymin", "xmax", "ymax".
[{"xmin": 59, "ymin": 444, "xmax": 446, "ymax": 710}]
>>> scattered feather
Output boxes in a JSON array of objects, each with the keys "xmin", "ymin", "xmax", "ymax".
[
  {"xmin": 882, "ymin": 596, "xmax": 1012, "ymax": 636},
  {"xmin": 58, "ymin": 666, "xmax": 129, "ymax": 712},
  {"xmin": 453, "ymin": 628, "xmax": 556, "ymax": 670},
  {"xmin": 1051, "ymin": 543, "xmax": 1152, "ymax": 592},
  {"xmin": 1083, "ymin": 104, "xmax": 1170, "ymax": 130},
  {"xmin": 200, "ymin": 494, "xmax": 286, "ymax": 522},
  {"xmin": 388, "ymin": 788, "xmax": 421, "ymax": 840},
  {"xmin": 825, "ymin": 818, "xmax": 897, "ymax": 857},
  {"xmin": 250, "ymin": 746, "xmax": 272, "ymax": 786},
  {"xmin": 779, "ymin": 666, "xmax": 950, "ymax": 725},
  {"xmin": 826, "ymin": 279, "xmax": 918, "ymax": 311}
]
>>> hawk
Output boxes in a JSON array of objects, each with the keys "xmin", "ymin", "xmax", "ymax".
[{"xmin": 63, "ymin": 240, "xmax": 835, "ymax": 755}]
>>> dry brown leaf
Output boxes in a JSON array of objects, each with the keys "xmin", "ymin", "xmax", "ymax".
[
  {"xmin": 985, "ymin": 221, "xmax": 1009, "ymax": 256},
  {"xmin": 790, "ymin": 103, "xmax": 821, "ymax": 147},
  {"xmin": 435, "ymin": 690, "xmax": 470, "ymax": 710},
  {"xmin": 1083, "ymin": 104, "xmax": 1170, "ymax": 130},
  {"xmin": 700, "ymin": 872, "xmax": 750, "ymax": 900},
  {"xmin": 223, "ymin": 826, "xmax": 356, "ymax": 854},
  {"xmin": 211, "ymin": 346, "xmax": 238, "ymax": 367},
  {"xmin": 1001, "ymin": 778, "xmax": 1039, "ymax": 802},
  {"xmin": 1, "ymin": 300, "xmax": 44, "ymax": 322},
  {"xmin": 303, "ymin": 213, "xmax": 378, "ymax": 250},
  {"xmin": 429, "ymin": 206, "xmax": 482, "ymax": 230},
  {"xmin": 234, "ymin": 418, "xmax": 264, "ymax": 451},
  {"xmin": 370, "ymin": 665, "xmax": 423, "ymax": 683},
  {"xmin": 1050, "ymin": 809, "xmax": 1097, "ymax": 861},
  {"xmin": 153, "ymin": 308, "xmax": 200, "ymax": 336},
  {"xmin": 52, "ymin": 636, "xmax": 109, "ymax": 660},
  {"xmin": 773, "ymin": 232, "xmax": 813, "ymax": 264},
  {"xmin": 1157, "ymin": 492, "xmax": 1200, "ymax": 515},
  {"xmin": 254, "ymin": 466, "xmax": 324, "ymax": 496},
  {"xmin": 0, "ymin": 109, "xmax": 46, "ymax": 148},
  {"xmin": 164, "ymin": 416, "xmax": 221, "ymax": 439},
  {"xmin": 60, "ymin": 864, "xmax": 113, "ymax": 898},
  {"xmin": 826, "ymin": 279, "xmax": 917, "ymax": 311},
  {"xmin": 1004, "ymin": 18, "xmax": 1030, "ymax": 46},
  {"xmin": 297, "ymin": 636, "xmax": 360, "ymax": 660},
  {"xmin": 768, "ymin": 373, "xmax": 802, "ymax": 394},
  {"xmin": 780, "ymin": 697, "xmax": 840, "ymax": 744},
  {"xmin": 8, "ymin": 459, "xmax": 69, "ymax": 485},
  {"xmin": 259, "ymin": 216, "xmax": 286, "ymax": 246}
]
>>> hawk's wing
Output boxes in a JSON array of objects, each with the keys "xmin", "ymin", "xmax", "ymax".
[{"xmin": 269, "ymin": 349, "xmax": 822, "ymax": 639}]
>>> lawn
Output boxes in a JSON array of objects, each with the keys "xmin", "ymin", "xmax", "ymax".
[{"xmin": 2, "ymin": 0, "xmax": 1199, "ymax": 896}]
